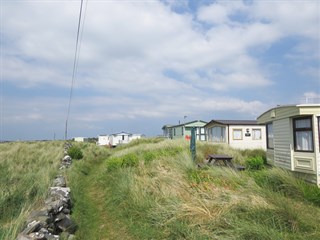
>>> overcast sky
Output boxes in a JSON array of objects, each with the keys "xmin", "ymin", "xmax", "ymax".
[{"xmin": 1, "ymin": 0, "xmax": 319, "ymax": 141}]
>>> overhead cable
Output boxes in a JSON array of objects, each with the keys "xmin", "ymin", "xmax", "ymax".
[{"xmin": 65, "ymin": 0, "xmax": 87, "ymax": 140}]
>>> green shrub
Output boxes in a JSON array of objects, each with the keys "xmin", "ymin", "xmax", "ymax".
[
  {"xmin": 122, "ymin": 153, "xmax": 139, "ymax": 167},
  {"xmin": 300, "ymin": 182, "xmax": 320, "ymax": 206},
  {"xmin": 143, "ymin": 152, "xmax": 156, "ymax": 163},
  {"xmin": 245, "ymin": 156, "xmax": 264, "ymax": 170},
  {"xmin": 242, "ymin": 149, "xmax": 267, "ymax": 164},
  {"xmin": 106, "ymin": 153, "xmax": 139, "ymax": 171},
  {"xmin": 106, "ymin": 157, "xmax": 123, "ymax": 171},
  {"xmin": 68, "ymin": 146, "xmax": 84, "ymax": 160}
]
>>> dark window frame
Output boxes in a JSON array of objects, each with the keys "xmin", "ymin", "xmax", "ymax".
[{"xmin": 293, "ymin": 116, "xmax": 314, "ymax": 152}]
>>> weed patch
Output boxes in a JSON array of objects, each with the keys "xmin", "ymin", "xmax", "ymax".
[
  {"xmin": 67, "ymin": 145, "xmax": 84, "ymax": 160},
  {"xmin": 0, "ymin": 141, "xmax": 64, "ymax": 239},
  {"xmin": 245, "ymin": 156, "xmax": 265, "ymax": 170},
  {"xmin": 251, "ymin": 168, "xmax": 320, "ymax": 206}
]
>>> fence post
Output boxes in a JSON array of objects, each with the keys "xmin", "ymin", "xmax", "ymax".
[{"xmin": 190, "ymin": 127, "xmax": 196, "ymax": 162}]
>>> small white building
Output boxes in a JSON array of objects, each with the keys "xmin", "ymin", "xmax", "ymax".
[
  {"xmin": 109, "ymin": 132, "xmax": 131, "ymax": 146},
  {"xmin": 205, "ymin": 120, "xmax": 266, "ymax": 150},
  {"xmin": 74, "ymin": 137, "xmax": 89, "ymax": 142},
  {"xmin": 257, "ymin": 104, "xmax": 320, "ymax": 186},
  {"xmin": 98, "ymin": 132, "xmax": 144, "ymax": 147},
  {"xmin": 131, "ymin": 134, "xmax": 145, "ymax": 141}
]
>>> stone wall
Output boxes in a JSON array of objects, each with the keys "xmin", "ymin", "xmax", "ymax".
[{"xmin": 17, "ymin": 142, "xmax": 77, "ymax": 240}]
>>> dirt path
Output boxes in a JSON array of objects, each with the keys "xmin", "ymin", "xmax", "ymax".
[{"xmin": 70, "ymin": 158, "xmax": 133, "ymax": 240}]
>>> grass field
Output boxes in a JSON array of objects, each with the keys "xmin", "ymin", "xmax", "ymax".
[
  {"xmin": 68, "ymin": 139, "xmax": 320, "ymax": 240},
  {"xmin": 2, "ymin": 139, "xmax": 320, "ymax": 239},
  {"xmin": 0, "ymin": 141, "xmax": 64, "ymax": 239}
]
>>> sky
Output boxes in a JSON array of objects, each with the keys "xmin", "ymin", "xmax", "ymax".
[{"xmin": 1, "ymin": 0, "xmax": 319, "ymax": 141}]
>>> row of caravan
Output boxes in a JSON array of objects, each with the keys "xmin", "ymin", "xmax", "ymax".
[{"xmin": 97, "ymin": 132, "xmax": 144, "ymax": 147}]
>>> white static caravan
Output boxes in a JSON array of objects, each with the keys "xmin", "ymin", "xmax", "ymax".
[
  {"xmin": 109, "ymin": 132, "xmax": 144, "ymax": 146},
  {"xmin": 131, "ymin": 134, "xmax": 144, "ymax": 141},
  {"xmin": 205, "ymin": 120, "xmax": 266, "ymax": 150},
  {"xmin": 97, "ymin": 135, "xmax": 110, "ymax": 146},
  {"xmin": 98, "ymin": 132, "xmax": 144, "ymax": 147},
  {"xmin": 257, "ymin": 104, "xmax": 320, "ymax": 186},
  {"xmin": 109, "ymin": 132, "xmax": 132, "ymax": 147},
  {"xmin": 74, "ymin": 137, "xmax": 88, "ymax": 142}
]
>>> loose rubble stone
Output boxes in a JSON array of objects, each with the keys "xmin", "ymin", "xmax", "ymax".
[
  {"xmin": 44, "ymin": 234, "xmax": 60, "ymax": 240},
  {"xmin": 28, "ymin": 232, "xmax": 45, "ymax": 240},
  {"xmin": 53, "ymin": 176, "xmax": 66, "ymax": 187},
  {"xmin": 22, "ymin": 221, "xmax": 41, "ymax": 235},
  {"xmin": 45, "ymin": 199, "xmax": 66, "ymax": 215},
  {"xmin": 26, "ymin": 210, "xmax": 52, "ymax": 228},
  {"xmin": 17, "ymin": 234, "xmax": 33, "ymax": 240},
  {"xmin": 61, "ymin": 155, "xmax": 72, "ymax": 168},
  {"xmin": 56, "ymin": 215, "xmax": 77, "ymax": 234},
  {"xmin": 17, "ymin": 144, "xmax": 76, "ymax": 240}
]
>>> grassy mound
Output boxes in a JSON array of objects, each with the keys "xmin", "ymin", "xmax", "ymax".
[
  {"xmin": 68, "ymin": 139, "xmax": 320, "ymax": 239},
  {"xmin": 0, "ymin": 141, "xmax": 64, "ymax": 239}
]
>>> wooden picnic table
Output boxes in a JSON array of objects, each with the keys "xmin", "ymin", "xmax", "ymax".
[
  {"xmin": 206, "ymin": 154, "xmax": 234, "ymax": 167},
  {"xmin": 206, "ymin": 154, "xmax": 246, "ymax": 171}
]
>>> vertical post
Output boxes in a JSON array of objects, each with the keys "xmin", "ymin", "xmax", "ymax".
[
  {"xmin": 190, "ymin": 127, "xmax": 196, "ymax": 162},
  {"xmin": 65, "ymin": 120, "xmax": 68, "ymax": 141}
]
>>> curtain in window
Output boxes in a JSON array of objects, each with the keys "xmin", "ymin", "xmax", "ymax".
[
  {"xmin": 295, "ymin": 131, "xmax": 313, "ymax": 151},
  {"xmin": 233, "ymin": 129, "xmax": 242, "ymax": 140},
  {"xmin": 294, "ymin": 117, "xmax": 313, "ymax": 152},
  {"xmin": 252, "ymin": 129, "xmax": 261, "ymax": 140},
  {"xmin": 211, "ymin": 127, "xmax": 226, "ymax": 142}
]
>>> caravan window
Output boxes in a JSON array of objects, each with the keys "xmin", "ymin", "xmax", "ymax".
[
  {"xmin": 266, "ymin": 123, "xmax": 274, "ymax": 149},
  {"xmin": 252, "ymin": 129, "xmax": 262, "ymax": 140},
  {"xmin": 210, "ymin": 126, "xmax": 226, "ymax": 142},
  {"xmin": 233, "ymin": 129, "xmax": 242, "ymax": 140},
  {"xmin": 293, "ymin": 117, "xmax": 314, "ymax": 152}
]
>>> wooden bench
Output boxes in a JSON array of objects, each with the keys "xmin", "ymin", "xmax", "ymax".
[
  {"xmin": 206, "ymin": 154, "xmax": 245, "ymax": 171},
  {"xmin": 206, "ymin": 154, "xmax": 234, "ymax": 167}
]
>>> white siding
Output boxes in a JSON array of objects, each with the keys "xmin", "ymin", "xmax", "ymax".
[
  {"xmin": 130, "ymin": 134, "xmax": 143, "ymax": 140},
  {"xmin": 258, "ymin": 104, "xmax": 320, "ymax": 186},
  {"xmin": 109, "ymin": 133, "xmax": 132, "ymax": 146},
  {"xmin": 291, "ymin": 115, "xmax": 318, "ymax": 180},
  {"xmin": 273, "ymin": 118, "xmax": 292, "ymax": 170},
  {"xmin": 97, "ymin": 135, "xmax": 110, "ymax": 146},
  {"xmin": 228, "ymin": 125, "xmax": 266, "ymax": 150},
  {"xmin": 314, "ymin": 116, "xmax": 320, "ymax": 186},
  {"xmin": 74, "ymin": 137, "xmax": 87, "ymax": 142}
]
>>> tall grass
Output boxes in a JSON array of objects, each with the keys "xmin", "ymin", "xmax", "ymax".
[
  {"xmin": 66, "ymin": 142, "xmax": 113, "ymax": 239},
  {"xmin": 250, "ymin": 167, "xmax": 320, "ymax": 206},
  {"xmin": 0, "ymin": 141, "xmax": 64, "ymax": 239},
  {"xmin": 68, "ymin": 139, "xmax": 320, "ymax": 239}
]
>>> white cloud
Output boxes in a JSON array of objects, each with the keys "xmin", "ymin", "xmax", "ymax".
[
  {"xmin": 251, "ymin": 1, "xmax": 319, "ymax": 39},
  {"xmin": 1, "ymin": 0, "xmax": 319, "ymax": 139},
  {"xmin": 3, "ymin": 0, "xmax": 275, "ymax": 92},
  {"xmin": 197, "ymin": 1, "xmax": 247, "ymax": 25}
]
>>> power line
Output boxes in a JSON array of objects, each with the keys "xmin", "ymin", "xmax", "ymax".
[{"xmin": 65, "ymin": 0, "xmax": 87, "ymax": 140}]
